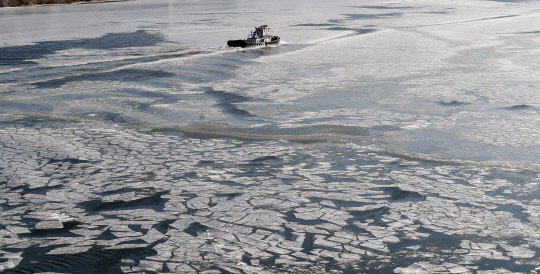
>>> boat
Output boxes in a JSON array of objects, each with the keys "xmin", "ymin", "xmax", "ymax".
[{"xmin": 227, "ymin": 25, "xmax": 280, "ymax": 48}]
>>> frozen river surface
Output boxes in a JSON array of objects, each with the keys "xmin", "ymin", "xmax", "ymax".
[{"xmin": 2, "ymin": 0, "xmax": 540, "ymax": 273}]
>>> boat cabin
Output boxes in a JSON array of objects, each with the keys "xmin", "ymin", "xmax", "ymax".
[{"xmin": 247, "ymin": 25, "xmax": 272, "ymax": 43}]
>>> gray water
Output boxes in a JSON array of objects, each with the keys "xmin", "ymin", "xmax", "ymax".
[{"xmin": 2, "ymin": 0, "xmax": 540, "ymax": 273}]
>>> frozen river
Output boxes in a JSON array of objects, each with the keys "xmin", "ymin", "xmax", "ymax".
[{"xmin": 2, "ymin": 0, "xmax": 540, "ymax": 273}]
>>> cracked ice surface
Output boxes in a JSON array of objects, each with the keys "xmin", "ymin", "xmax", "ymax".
[{"xmin": 2, "ymin": 123, "xmax": 540, "ymax": 273}]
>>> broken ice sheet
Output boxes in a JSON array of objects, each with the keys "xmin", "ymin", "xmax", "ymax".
[
  {"xmin": 46, "ymin": 245, "xmax": 92, "ymax": 255},
  {"xmin": 3, "ymin": 113, "xmax": 540, "ymax": 273},
  {"xmin": 35, "ymin": 221, "xmax": 64, "ymax": 230},
  {"xmin": 500, "ymin": 244, "xmax": 536, "ymax": 259}
]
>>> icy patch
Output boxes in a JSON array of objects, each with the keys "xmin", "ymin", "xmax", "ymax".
[{"xmin": 1, "ymin": 123, "xmax": 539, "ymax": 273}]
